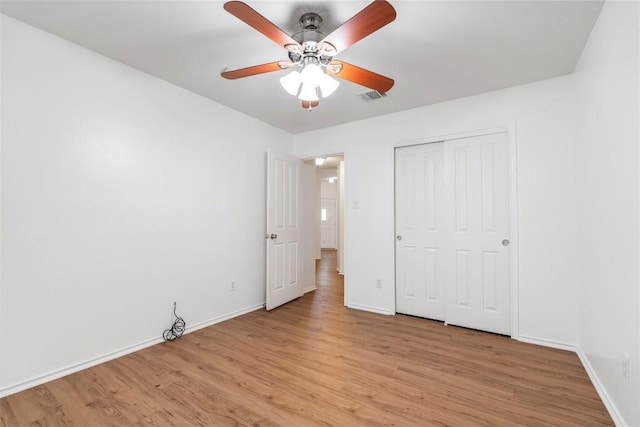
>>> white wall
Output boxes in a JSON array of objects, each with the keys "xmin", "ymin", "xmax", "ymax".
[
  {"xmin": 0, "ymin": 16, "xmax": 293, "ymax": 395},
  {"xmin": 295, "ymin": 75, "xmax": 579, "ymax": 341},
  {"xmin": 574, "ymin": 1, "xmax": 639, "ymax": 425},
  {"xmin": 320, "ymin": 180, "xmax": 338, "ymax": 199},
  {"xmin": 317, "ymin": 168, "xmax": 338, "ymax": 180}
]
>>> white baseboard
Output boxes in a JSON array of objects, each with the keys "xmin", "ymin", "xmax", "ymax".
[
  {"xmin": 576, "ymin": 348, "xmax": 625, "ymax": 427},
  {"xmin": 182, "ymin": 303, "xmax": 264, "ymax": 335},
  {"xmin": 0, "ymin": 303, "xmax": 264, "ymax": 398},
  {"xmin": 516, "ymin": 334, "xmax": 577, "ymax": 352},
  {"xmin": 302, "ymin": 286, "xmax": 317, "ymax": 294},
  {"xmin": 517, "ymin": 335, "xmax": 624, "ymax": 426},
  {"xmin": 0, "ymin": 337, "xmax": 163, "ymax": 398},
  {"xmin": 347, "ymin": 303, "xmax": 393, "ymax": 316}
]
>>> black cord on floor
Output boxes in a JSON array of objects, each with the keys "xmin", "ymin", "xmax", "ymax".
[{"xmin": 163, "ymin": 302, "xmax": 185, "ymax": 341}]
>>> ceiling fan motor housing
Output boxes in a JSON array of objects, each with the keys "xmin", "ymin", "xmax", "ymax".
[
  {"xmin": 288, "ymin": 12, "xmax": 336, "ymax": 64},
  {"xmin": 300, "ymin": 12, "xmax": 322, "ymax": 30}
]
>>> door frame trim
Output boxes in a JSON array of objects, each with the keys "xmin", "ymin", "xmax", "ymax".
[{"xmin": 392, "ymin": 123, "xmax": 520, "ymax": 339}]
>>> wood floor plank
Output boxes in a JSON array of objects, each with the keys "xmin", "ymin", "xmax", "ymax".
[{"xmin": 1, "ymin": 250, "xmax": 613, "ymax": 426}]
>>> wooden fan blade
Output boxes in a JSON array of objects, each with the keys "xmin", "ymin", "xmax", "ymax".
[
  {"xmin": 221, "ymin": 61, "xmax": 284, "ymax": 79},
  {"xmin": 224, "ymin": 1, "xmax": 303, "ymax": 51},
  {"xmin": 320, "ymin": 0, "xmax": 396, "ymax": 55},
  {"xmin": 326, "ymin": 61, "xmax": 394, "ymax": 93}
]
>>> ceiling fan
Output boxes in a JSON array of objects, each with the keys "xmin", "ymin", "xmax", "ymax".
[{"xmin": 220, "ymin": 0, "xmax": 397, "ymax": 110}]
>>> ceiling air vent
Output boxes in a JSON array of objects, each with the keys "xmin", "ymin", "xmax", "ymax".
[{"xmin": 359, "ymin": 90, "xmax": 388, "ymax": 102}]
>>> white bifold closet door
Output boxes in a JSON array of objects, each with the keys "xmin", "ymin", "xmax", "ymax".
[
  {"xmin": 395, "ymin": 132, "xmax": 511, "ymax": 335},
  {"xmin": 395, "ymin": 142, "xmax": 447, "ymax": 321}
]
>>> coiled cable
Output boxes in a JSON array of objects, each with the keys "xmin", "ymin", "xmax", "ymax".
[{"xmin": 163, "ymin": 302, "xmax": 185, "ymax": 341}]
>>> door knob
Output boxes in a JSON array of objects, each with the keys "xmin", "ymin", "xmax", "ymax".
[
  {"xmin": 396, "ymin": 235, "xmax": 402, "ymax": 241},
  {"xmin": 502, "ymin": 239, "xmax": 510, "ymax": 246},
  {"xmin": 270, "ymin": 234, "xmax": 278, "ymax": 239}
]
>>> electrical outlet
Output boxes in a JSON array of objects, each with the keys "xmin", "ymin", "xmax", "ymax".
[
  {"xmin": 230, "ymin": 281, "xmax": 236, "ymax": 292},
  {"xmin": 622, "ymin": 353, "xmax": 630, "ymax": 381},
  {"xmin": 376, "ymin": 279, "xmax": 382, "ymax": 288}
]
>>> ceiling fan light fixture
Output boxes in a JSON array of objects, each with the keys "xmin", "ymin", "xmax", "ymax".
[
  {"xmin": 221, "ymin": 1, "xmax": 397, "ymax": 110},
  {"xmin": 300, "ymin": 63, "xmax": 323, "ymax": 84},
  {"xmin": 318, "ymin": 74, "xmax": 339, "ymax": 98},
  {"xmin": 298, "ymin": 82, "xmax": 319, "ymax": 102},
  {"xmin": 280, "ymin": 70, "xmax": 302, "ymax": 96},
  {"xmin": 295, "ymin": 63, "xmax": 339, "ymax": 100}
]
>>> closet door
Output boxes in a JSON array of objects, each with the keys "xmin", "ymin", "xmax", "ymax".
[
  {"xmin": 395, "ymin": 142, "xmax": 446, "ymax": 321},
  {"xmin": 444, "ymin": 132, "xmax": 511, "ymax": 335},
  {"xmin": 395, "ymin": 132, "xmax": 511, "ymax": 335}
]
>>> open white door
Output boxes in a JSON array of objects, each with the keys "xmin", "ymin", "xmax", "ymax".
[{"xmin": 266, "ymin": 149, "xmax": 303, "ymax": 310}]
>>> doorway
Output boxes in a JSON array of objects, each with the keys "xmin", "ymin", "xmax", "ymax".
[{"xmin": 302, "ymin": 154, "xmax": 346, "ymax": 297}]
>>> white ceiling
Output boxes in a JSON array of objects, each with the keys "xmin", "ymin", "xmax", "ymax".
[
  {"xmin": 303, "ymin": 155, "xmax": 342, "ymax": 169},
  {"xmin": 0, "ymin": 0, "xmax": 603, "ymax": 134}
]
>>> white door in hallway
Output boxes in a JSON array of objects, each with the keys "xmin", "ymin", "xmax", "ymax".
[
  {"xmin": 395, "ymin": 132, "xmax": 511, "ymax": 335},
  {"xmin": 320, "ymin": 198, "xmax": 337, "ymax": 249},
  {"xmin": 266, "ymin": 149, "xmax": 303, "ymax": 310}
]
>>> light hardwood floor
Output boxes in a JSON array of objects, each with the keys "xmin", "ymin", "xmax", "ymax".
[{"xmin": 1, "ymin": 250, "xmax": 612, "ymax": 426}]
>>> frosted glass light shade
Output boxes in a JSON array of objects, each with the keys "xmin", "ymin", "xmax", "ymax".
[
  {"xmin": 298, "ymin": 82, "xmax": 319, "ymax": 102},
  {"xmin": 318, "ymin": 74, "xmax": 339, "ymax": 97},
  {"xmin": 280, "ymin": 71, "xmax": 301, "ymax": 96},
  {"xmin": 283, "ymin": 63, "xmax": 340, "ymax": 103},
  {"xmin": 300, "ymin": 63, "xmax": 323, "ymax": 84}
]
